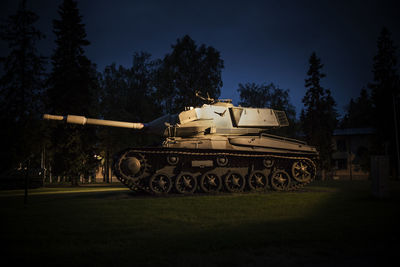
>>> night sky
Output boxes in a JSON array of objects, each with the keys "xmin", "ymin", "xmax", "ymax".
[{"xmin": 1, "ymin": 0, "xmax": 399, "ymax": 117}]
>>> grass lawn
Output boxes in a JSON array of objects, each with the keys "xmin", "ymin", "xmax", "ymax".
[{"xmin": 1, "ymin": 180, "xmax": 399, "ymax": 266}]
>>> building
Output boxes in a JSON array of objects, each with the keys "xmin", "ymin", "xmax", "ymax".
[{"xmin": 332, "ymin": 128, "xmax": 375, "ymax": 180}]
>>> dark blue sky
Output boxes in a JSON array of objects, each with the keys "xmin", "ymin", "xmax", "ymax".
[{"xmin": 1, "ymin": 0, "xmax": 399, "ymax": 117}]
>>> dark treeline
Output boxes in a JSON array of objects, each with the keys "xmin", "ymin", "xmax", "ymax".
[
  {"xmin": 343, "ymin": 27, "xmax": 400, "ymax": 178},
  {"xmin": 0, "ymin": 0, "xmax": 224, "ymax": 182},
  {"xmin": 0, "ymin": 0, "xmax": 46, "ymax": 176},
  {"xmin": 0, "ymin": 0, "xmax": 399, "ymax": 182}
]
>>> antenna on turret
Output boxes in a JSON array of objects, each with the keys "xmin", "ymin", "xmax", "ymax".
[{"xmin": 195, "ymin": 91, "xmax": 215, "ymax": 104}]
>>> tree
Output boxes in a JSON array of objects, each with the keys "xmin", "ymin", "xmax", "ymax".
[
  {"xmin": 46, "ymin": 0, "xmax": 99, "ymax": 185},
  {"xmin": 301, "ymin": 52, "xmax": 338, "ymax": 174},
  {"xmin": 238, "ymin": 83, "xmax": 270, "ymax": 108},
  {"xmin": 341, "ymin": 88, "xmax": 373, "ymax": 128},
  {"xmin": 0, "ymin": 0, "xmax": 46, "ymax": 173},
  {"xmin": 237, "ymin": 82, "xmax": 298, "ymax": 137},
  {"xmin": 156, "ymin": 35, "xmax": 224, "ymax": 113},
  {"xmin": 340, "ymin": 88, "xmax": 374, "ymax": 172},
  {"xmin": 100, "ymin": 52, "xmax": 161, "ymax": 148},
  {"xmin": 369, "ymin": 27, "xmax": 400, "ymax": 178},
  {"xmin": 99, "ymin": 52, "xmax": 161, "ymax": 181},
  {"xmin": 125, "ymin": 52, "xmax": 161, "ymax": 123}
]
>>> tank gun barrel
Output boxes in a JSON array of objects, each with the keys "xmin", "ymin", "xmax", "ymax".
[{"xmin": 43, "ymin": 114, "xmax": 145, "ymax": 130}]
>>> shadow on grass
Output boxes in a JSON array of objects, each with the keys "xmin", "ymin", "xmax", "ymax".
[{"xmin": 1, "ymin": 180, "xmax": 399, "ymax": 266}]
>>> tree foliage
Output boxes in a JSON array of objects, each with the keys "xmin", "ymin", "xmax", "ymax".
[
  {"xmin": 237, "ymin": 82, "xmax": 298, "ymax": 137},
  {"xmin": 369, "ymin": 27, "xmax": 400, "ymax": 177},
  {"xmin": 99, "ymin": 52, "xmax": 161, "ymax": 155},
  {"xmin": 45, "ymin": 0, "xmax": 100, "ymax": 184},
  {"xmin": 301, "ymin": 52, "xmax": 338, "ymax": 171},
  {"xmin": 340, "ymin": 88, "xmax": 374, "ymax": 173},
  {"xmin": 369, "ymin": 27, "xmax": 400, "ymax": 151},
  {"xmin": 0, "ymin": 0, "xmax": 46, "ymax": 173},
  {"xmin": 156, "ymin": 35, "xmax": 224, "ymax": 113},
  {"xmin": 341, "ymin": 88, "xmax": 373, "ymax": 128}
]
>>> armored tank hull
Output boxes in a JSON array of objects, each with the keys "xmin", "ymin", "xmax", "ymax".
[{"xmin": 113, "ymin": 134, "xmax": 318, "ymax": 194}]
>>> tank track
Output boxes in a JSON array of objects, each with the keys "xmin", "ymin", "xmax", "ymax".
[{"xmin": 113, "ymin": 147, "xmax": 317, "ymax": 195}]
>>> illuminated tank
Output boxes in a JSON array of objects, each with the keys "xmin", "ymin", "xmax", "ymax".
[{"xmin": 43, "ymin": 93, "xmax": 318, "ymax": 194}]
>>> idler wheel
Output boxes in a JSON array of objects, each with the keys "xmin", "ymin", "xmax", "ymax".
[
  {"xmin": 224, "ymin": 172, "xmax": 245, "ymax": 193},
  {"xmin": 117, "ymin": 152, "xmax": 147, "ymax": 181},
  {"xmin": 122, "ymin": 157, "xmax": 141, "ymax": 175},
  {"xmin": 248, "ymin": 171, "xmax": 268, "ymax": 191},
  {"xmin": 200, "ymin": 171, "xmax": 222, "ymax": 193},
  {"xmin": 270, "ymin": 170, "xmax": 291, "ymax": 191},
  {"xmin": 175, "ymin": 172, "xmax": 197, "ymax": 194},
  {"xmin": 149, "ymin": 173, "xmax": 172, "ymax": 194},
  {"xmin": 291, "ymin": 159, "xmax": 315, "ymax": 183}
]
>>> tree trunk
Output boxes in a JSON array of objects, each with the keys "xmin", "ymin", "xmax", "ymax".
[
  {"xmin": 321, "ymin": 169, "xmax": 326, "ymax": 181},
  {"xmin": 105, "ymin": 150, "xmax": 110, "ymax": 183}
]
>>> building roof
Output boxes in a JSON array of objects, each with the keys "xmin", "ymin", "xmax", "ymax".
[{"xmin": 333, "ymin": 128, "xmax": 375, "ymax": 136}]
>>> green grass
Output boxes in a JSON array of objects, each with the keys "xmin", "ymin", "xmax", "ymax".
[{"xmin": 1, "ymin": 180, "xmax": 399, "ymax": 266}]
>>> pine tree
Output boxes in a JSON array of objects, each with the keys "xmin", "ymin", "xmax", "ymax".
[
  {"xmin": 301, "ymin": 52, "xmax": 338, "ymax": 174},
  {"xmin": 46, "ymin": 0, "xmax": 99, "ymax": 185},
  {"xmin": 341, "ymin": 88, "xmax": 373, "ymax": 128},
  {"xmin": 0, "ymin": 0, "xmax": 46, "ymax": 173},
  {"xmin": 369, "ymin": 27, "xmax": 400, "ymax": 178},
  {"xmin": 156, "ymin": 35, "xmax": 224, "ymax": 113}
]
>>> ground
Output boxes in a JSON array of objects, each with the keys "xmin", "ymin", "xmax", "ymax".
[{"xmin": 1, "ymin": 180, "xmax": 399, "ymax": 266}]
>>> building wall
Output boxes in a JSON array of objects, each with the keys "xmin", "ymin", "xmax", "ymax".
[{"xmin": 332, "ymin": 131, "xmax": 373, "ymax": 180}]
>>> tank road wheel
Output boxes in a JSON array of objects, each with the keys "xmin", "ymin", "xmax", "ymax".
[
  {"xmin": 224, "ymin": 172, "xmax": 245, "ymax": 193},
  {"xmin": 291, "ymin": 159, "xmax": 316, "ymax": 183},
  {"xmin": 200, "ymin": 172, "xmax": 222, "ymax": 193},
  {"xmin": 175, "ymin": 172, "xmax": 197, "ymax": 194},
  {"xmin": 149, "ymin": 173, "xmax": 172, "ymax": 194},
  {"xmin": 248, "ymin": 171, "xmax": 268, "ymax": 191},
  {"xmin": 270, "ymin": 170, "xmax": 291, "ymax": 191}
]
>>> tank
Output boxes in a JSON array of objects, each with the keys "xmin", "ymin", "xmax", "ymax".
[{"xmin": 43, "ymin": 95, "xmax": 318, "ymax": 194}]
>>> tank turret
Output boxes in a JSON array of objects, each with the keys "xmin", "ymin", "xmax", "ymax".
[{"xmin": 43, "ymin": 96, "xmax": 318, "ymax": 195}]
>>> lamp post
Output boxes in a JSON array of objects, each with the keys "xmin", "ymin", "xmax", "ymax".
[
  {"xmin": 24, "ymin": 157, "xmax": 31, "ymax": 206},
  {"xmin": 393, "ymin": 93, "xmax": 400, "ymax": 180}
]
